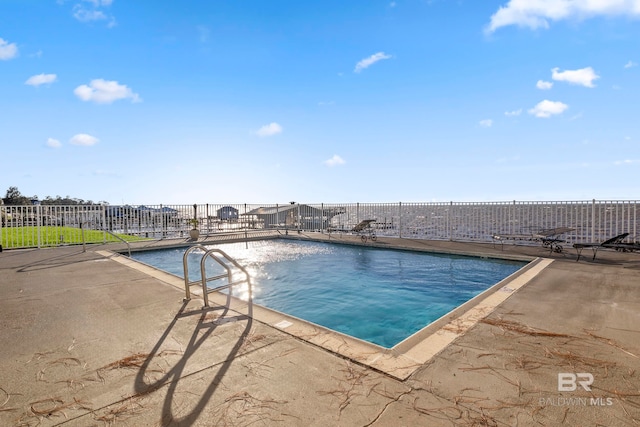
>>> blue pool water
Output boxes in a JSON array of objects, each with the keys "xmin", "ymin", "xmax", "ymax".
[{"xmin": 130, "ymin": 240, "xmax": 525, "ymax": 348}]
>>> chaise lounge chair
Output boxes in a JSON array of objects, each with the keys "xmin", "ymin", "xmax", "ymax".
[
  {"xmin": 492, "ymin": 226, "xmax": 574, "ymax": 253},
  {"xmin": 572, "ymin": 233, "xmax": 630, "ymax": 261},
  {"xmin": 351, "ymin": 219, "xmax": 377, "ymax": 242},
  {"xmin": 600, "ymin": 239, "xmax": 640, "ymax": 253}
]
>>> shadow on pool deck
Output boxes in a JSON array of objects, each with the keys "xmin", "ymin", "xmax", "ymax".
[
  {"xmin": 131, "ymin": 302, "xmax": 255, "ymax": 426},
  {"xmin": 1, "ymin": 234, "xmax": 639, "ymax": 426}
]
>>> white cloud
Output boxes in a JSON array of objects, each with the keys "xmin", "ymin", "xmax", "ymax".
[
  {"xmin": 74, "ymin": 79, "xmax": 141, "ymax": 104},
  {"xmin": 504, "ymin": 109, "xmax": 522, "ymax": 116},
  {"xmin": 479, "ymin": 119, "xmax": 493, "ymax": 128},
  {"xmin": 486, "ymin": 0, "xmax": 640, "ymax": 33},
  {"xmin": 256, "ymin": 122, "xmax": 283, "ymax": 137},
  {"xmin": 25, "ymin": 73, "xmax": 58, "ymax": 86},
  {"xmin": 624, "ymin": 60, "xmax": 637, "ymax": 69},
  {"xmin": 70, "ymin": 133, "xmax": 99, "ymax": 146},
  {"xmin": 324, "ymin": 155, "xmax": 345, "ymax": 167},
  {"xmin": 536, "ymin": 80, "xmax": 553, "ymax": 90},
  {"xmin": 46, "ymin": 138, "xmax": 62, "ymax": 148},
  {"xmin": 73, "ymin": 6, "xmax": 106, "ymax": 22},
  {"xmin": 551, "ymin": 67, "xmax": 599, "ymax": 87},
  {"xmin": 614, "ymin": 159, "xmax": 639, "ymax": 165},
  {"xmin": 354, "ymin": 52, "xmax": 392, "ymax": 73},
  {"xmin": 72, "ymin": 1, "xmax": 116, "ymax": 27},
  {"xmin": 0, "ymin": 38, "xmax": 18, "ymax": 60},
  {"xmin": 528, "ymin": 100, "xmax": 568, "ymax": 118}
]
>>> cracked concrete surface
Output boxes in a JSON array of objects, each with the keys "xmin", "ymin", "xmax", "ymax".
[{"xmin": 1, "ymin": 235, "xmax": 639, "ymax": 426}]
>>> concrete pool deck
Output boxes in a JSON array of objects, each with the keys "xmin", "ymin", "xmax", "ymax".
[{"xmin": 1, "ymin": 233, "xmax": 639, "ymax": 426}]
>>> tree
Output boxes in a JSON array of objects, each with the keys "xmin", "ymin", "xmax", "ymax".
[
  {"xmin": 3, "ymin": 186, "xmax": 31, "ymax": 205},
  {"xmin": 3, "ymin": 186, "xmax": 102, "ymax": 205}
]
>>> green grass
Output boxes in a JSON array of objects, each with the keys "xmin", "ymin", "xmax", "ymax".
[{"xmin": 0, "ymin": 226, "xmax": 148, "ymax": 249}]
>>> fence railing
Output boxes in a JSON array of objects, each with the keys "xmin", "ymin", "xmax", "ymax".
[{"xmin": 1, "ymin": 200, "xmax": 638, "ymax": 250}]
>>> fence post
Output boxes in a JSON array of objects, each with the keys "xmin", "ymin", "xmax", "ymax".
[
  {"xmin": 398, "ymin": 202, "xmax": 402, "ymax": 238},
  {"xmin": 81, "ymin": 221, "xmax": 86, "ymax": 252},
  {"xmin": 449, "ymin": 201, "xmax": 453, "ymax": 241},
  {"xmin": 511, "ymin": 200, "xmax": 516, "ymax": 235},
  {"xmin": 205, "ymin": 204, "xmax": 210, "ymax": 235},
  {"xmin": 102, "ymin": 204, "xmax": 106, "ymax": 244},
  {"xmin": 36, "ymin": 204, "xmax": 42, "ymax": 248},
  {"xmin": 591, "ymin": 199, "xmax": 596, "ymax": 242},
  {"xmin": 160, "ymin": 203, "xmax": 164, "ymax": 238}
]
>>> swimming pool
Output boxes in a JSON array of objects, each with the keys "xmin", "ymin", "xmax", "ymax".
[{"xmin": 130, "ymin": 239, "xmax": 525, "ymax": 348}]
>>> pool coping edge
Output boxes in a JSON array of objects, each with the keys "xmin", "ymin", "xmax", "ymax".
[{"xmin": 96, "ymin": 245, "xmax": 552, "ymax": 381}]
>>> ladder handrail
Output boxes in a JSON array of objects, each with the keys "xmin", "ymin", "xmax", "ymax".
[
  {"xmin": 199, "ymin": 248, "xmax": 253, "ymax": 308},
  {"xmin": 104, "ymin": 229, "xmax": 131, "ymax": 257},
  {"xmin": 182, "ymin": 244, "xmax": 209, "ymax": 300}
]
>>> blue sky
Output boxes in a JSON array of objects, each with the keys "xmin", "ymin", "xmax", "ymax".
[{"xmin": 1, "ymin": 0, "xmax": 639, "ymax": 204}]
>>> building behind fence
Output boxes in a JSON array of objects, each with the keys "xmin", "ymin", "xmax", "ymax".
[{"xmin": 1, "ymin": 200, "xmax": 638, "ymax": 249}]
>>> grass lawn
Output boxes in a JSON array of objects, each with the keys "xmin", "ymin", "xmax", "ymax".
[{"xmin": 0, "ymin": 226, "xmax": 148, "ymax": 249}]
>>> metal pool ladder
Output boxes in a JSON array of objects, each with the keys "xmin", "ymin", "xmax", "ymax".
[{"xmin": 182, "ymin": 244, "xmax": 253, "ymax": 308}]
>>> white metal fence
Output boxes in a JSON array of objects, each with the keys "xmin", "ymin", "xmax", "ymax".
[{"xmin": 1, "ymin": 200, "xmax": 638, "ymax": 249}]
